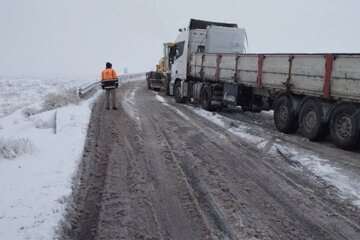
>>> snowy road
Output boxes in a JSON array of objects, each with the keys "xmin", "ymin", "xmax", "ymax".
[{"xmin": 60, "ymin": 80, "xmax": 360, "ymax": 240}]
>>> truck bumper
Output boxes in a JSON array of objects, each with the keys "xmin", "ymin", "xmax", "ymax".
[{"xmin": 149, "ymin": 80, "xmax": 163, "ymax": 90}]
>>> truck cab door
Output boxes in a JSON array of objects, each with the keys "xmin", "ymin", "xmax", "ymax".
[
  {"xmin": 170, "ymin": 41, "xmax": 187, "ymax": 95},
  {"xmin": 172, "ymin": 41, "xmax": 186, "ymax": 78}
]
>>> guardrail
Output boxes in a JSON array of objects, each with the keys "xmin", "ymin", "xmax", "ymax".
[
  {"xmin": 78, "ymin": 81, "xmax": 100, "ymax": 97},
  {"xmin": 78, "ymin": 72, "xmax": 146, "ymax": 98},
  {"xmin": 119, "ymin": 72, "xmax": 146, "ymax": 82}
]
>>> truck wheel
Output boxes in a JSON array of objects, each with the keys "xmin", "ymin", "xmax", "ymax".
[
  {"xmin": 201, "ymin": 85, "xmax": 213, "ymax": 111},
  {"xmin": 299, "ymin": 99, "xmax": 329, "ymax": 141},
  {"xmin": 329, "ymin": 103, "xmax": 360, "ymax": 150},
  {"xmin": 274, "ymin": 95, "xmax": 298, "ymax": 133},
  {"xmin": 147, "ymin": 80, "xmax": 151, "ymax": 90},
  {"xmin": 174, "ymin": 81, "xmax": 185, "ymax": 103},
  {"xmin": 164, "ymin": 78, "xmax": 170, "ymax": 96}
]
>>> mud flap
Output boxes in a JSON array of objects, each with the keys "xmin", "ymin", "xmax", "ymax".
[{"xmin": 223, "ymin": 84, "xmax": 239, "ymax": 106}]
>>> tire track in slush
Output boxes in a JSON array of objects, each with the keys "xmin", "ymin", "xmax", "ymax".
[
  {"xmin": 155, "ymin": 124, "xmax": 241, "ymax": 240},
  {"xmin": 156, "ymin": 101, "xmax": 360, "ymax": 239},
  {"xmin": 59, "ymin": 81, "xmax": 360, "ymax": 240},
  {"xmin": 95, "ymin": 83, "xmax": 216, "ymax": 239},
  {"xmin": 138, "ymin": 113, "xmax": 217, "ymax": 239},
  {"xmin": 135, "ymin": 81, "xmax": 360, "ymax": 239},
  {"xmin": 59, "ymin": 91, "xmax": 164, "ymax": 239},
  {"xmin": 58, "ymin": 95, "xmax": 119, "ymax": 240},
  {"xmin": 135, "ymin": 93, "xmax": 250, "ymax": 239},
  {"xmin": 94, "ymin": 107, "xmax": 164, "ymax": 239}
]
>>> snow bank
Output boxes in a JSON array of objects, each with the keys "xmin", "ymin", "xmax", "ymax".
[
  {"xmin": 155, "ymin": 95, "xmax": 166, "ymax": 103},
  {"xmin": 192, "ymin": 107, "xmax": 264, "ymax": 145},
  {"xmin": 0, "ymin": 76, "xmax": 100, "ymax": 240},
  {"xmin": 273, "ymin": 144, "xmax": 360, "ymax": 206}
]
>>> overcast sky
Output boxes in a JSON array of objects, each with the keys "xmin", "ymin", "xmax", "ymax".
[{"xmin": 1, "ymin": 0, "xmax": 360, "ymax": 77}]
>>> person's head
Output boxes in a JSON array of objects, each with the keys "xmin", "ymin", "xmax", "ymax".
[{"xmin": 106, "ymin": 62, "xmax": 112, "ymax": 69}]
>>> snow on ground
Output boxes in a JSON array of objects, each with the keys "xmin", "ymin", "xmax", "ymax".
[
  {"xmin": 0, "ymin": 75, "xmax": 144, "ymax": 240},
  {"xmin": 155, "ymin": 95, "xmax": 190, "ymax": 121},
  {"xmin": 193, "ymin": 108, "xmax": 264, "ymax": 145},
  {"xmin": 0, "ymin": 75, "xmax": 145, "ymax": 239},
  {"xmin": 0, "ymin": 75, "xmax": 100, "ymax": 239},
  {"xmin": 122, "ymin": 86, "xmax": 142, "ymax": 129},
  {"xmin": 155, "ymin": 94, "xmax": 166, "ymax": 103},
  {"xmin": 272, "ymin": 144, "xmax": 360, "ymax": 207},
  {"xmin": 154, "ymin": 93, "xmax": 360, "ymax": 208},
  {"xmin": 0, "ymin": 76, "xmax": 94, "ymax": 118}
]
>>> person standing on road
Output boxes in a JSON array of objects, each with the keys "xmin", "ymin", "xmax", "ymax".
[{"xmin": 101, "ymin": 62, "xmax": 119, "ymax": 110}]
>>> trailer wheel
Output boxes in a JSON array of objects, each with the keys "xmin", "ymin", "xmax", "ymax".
[
  {"xmin": 174, "ymin": 80, "xmax": 185, "ymax": 103},
  {"xmin": 274, "ymin": 95, "xmax": 298, "ymax": 133},
  {"xmin": 200, "ymin": 85, "xmax": 213, "ymax": 111},
  {"xmin": 329, "ymin": 103, "xmax": 360, "ymax": 150},
  {"xmin": 299, "ymin": 99, "xmax": 329, "ymax": 141}
]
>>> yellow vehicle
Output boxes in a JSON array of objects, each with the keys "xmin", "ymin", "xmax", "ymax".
[{"xmin": 146, "ymin": 42, "xmax": 175, "ymax": 95}]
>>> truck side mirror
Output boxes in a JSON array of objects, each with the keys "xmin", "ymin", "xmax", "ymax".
[{"xmin": 169, "ymin": 46, "xmax": 176, "ymax": 64}]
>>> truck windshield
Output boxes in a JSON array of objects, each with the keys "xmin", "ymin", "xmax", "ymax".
[{"xmin": 175, "ymin": 41, "xmax": 185, "ymax": 59}]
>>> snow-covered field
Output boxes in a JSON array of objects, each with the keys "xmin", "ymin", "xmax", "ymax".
[{"xmin": 0, "ymin": 76, "xmax": 101, "ymax": 239}]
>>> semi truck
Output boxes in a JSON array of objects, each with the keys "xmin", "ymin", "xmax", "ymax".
[{"xmin": 166, "ymin": 19, "xmax": 360, "ymax": 150}]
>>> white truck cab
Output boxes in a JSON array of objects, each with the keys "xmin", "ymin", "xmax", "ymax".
[{"xmin": 169, "ymin": 19, "xmax": 246, "ymax": 97}]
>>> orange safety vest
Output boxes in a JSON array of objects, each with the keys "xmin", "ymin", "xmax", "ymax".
[{"xmin": 101, "ymin": 69, "xmax": 118, "ymax": 81}]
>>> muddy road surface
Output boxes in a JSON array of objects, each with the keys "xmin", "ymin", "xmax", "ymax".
[{"xmin": 60, "ymin": 80, "xmax": 360, "ymax": 240}]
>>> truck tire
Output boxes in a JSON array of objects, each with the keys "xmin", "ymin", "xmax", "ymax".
[
  {"xmin": 329, "ymin": 103, "xmax": 360, "ymax": 150},
  {"xmin": 299, "ymin": 99, "xmax": 329, "ymax": 141},
  {"xmin": 165, "ymin": 73, "xmax": 171, "ymax": 96},
  {"xmin": 147, "ymin": 80, "xmax": 151, "ymax": 90},
  {"xmin": 274, "ymin": 95, "xmax": 298, "ymax": 133},
  {"xmin": 174, "ymin": 81, "xmax": 185, "ymax": 103},
  {"xmin": 200, "ymin": 85, "xmax": 213, "ymax": 111},
  {"xmin": 164, "ymin": 78, "xmax": 170, "ymax": 96}
]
